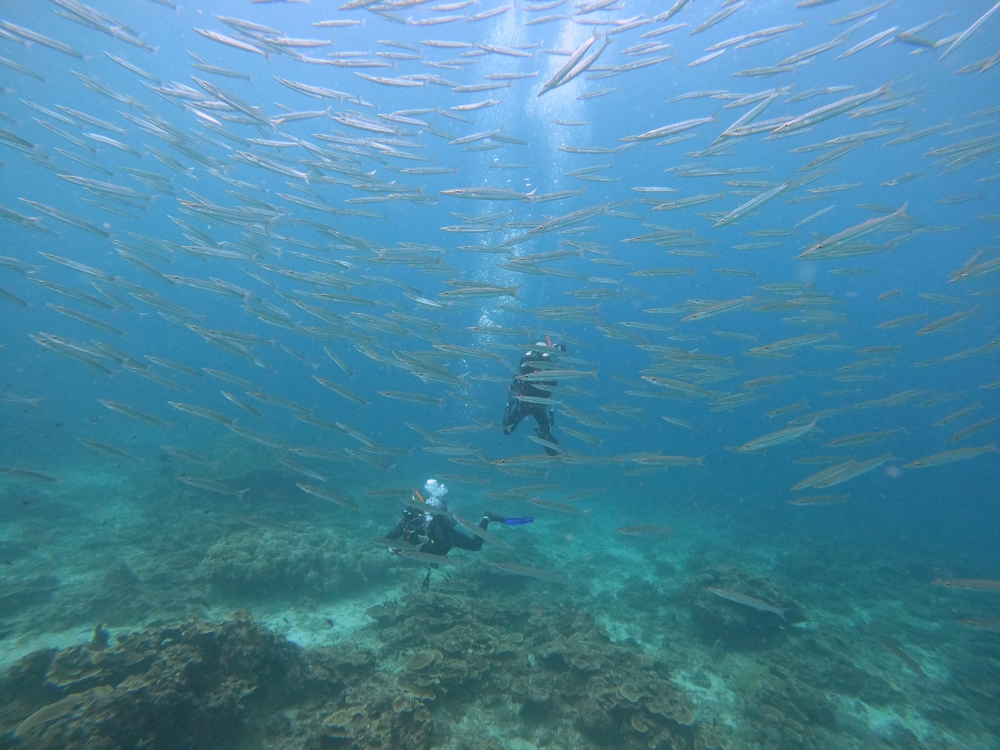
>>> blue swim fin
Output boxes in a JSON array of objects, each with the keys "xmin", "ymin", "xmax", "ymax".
[{"xmin": 503, "ymin": 517, "xmax": 534, "ymax": 525}]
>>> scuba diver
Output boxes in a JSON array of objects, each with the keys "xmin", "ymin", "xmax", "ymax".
[
  {"xmin": 384, "ymin": 479, "xmax": 532, "ymax": 589},
  {"xmin": 502, "ymin": 338, "xmax": 567, "ymax": 456}
]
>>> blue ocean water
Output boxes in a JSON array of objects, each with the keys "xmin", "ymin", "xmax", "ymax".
[{"xmin": 1, "ymin": 0, "xmax": 999, "ymax": 747}]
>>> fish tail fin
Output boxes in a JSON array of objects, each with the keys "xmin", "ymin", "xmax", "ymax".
[
  {"xmin": 583, "ymin": 508, "xmax": 591, "ymax": 521},
  {"xmin": 779, "ymin": 608, "xmax": 789, "ymax": 623},
  {"xmin": 237, "ymin": 488, "xmax": 250, "ymax": 501}
]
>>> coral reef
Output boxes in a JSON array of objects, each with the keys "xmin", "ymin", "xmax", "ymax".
[
  {"xmin": 0, "ymin": 592, "xmax": 730, "ymax": 750},
  {"xmin": 367, "ymin": 591, "xmax": 728, "ymax": 750},
  {"xmin": 201, "ymin": 527, "xmax": 390, "ymax": 598},
  {"xmin": 0, "ymin": 614, "xmax": 304, "ymax": 750},
  {"xmin": 734, "ymin": 664, "xmax": 833, "ymax": 749},
  {"xmin": 687, "ymin": 567, "xmax": 802, "ymax": 649}
]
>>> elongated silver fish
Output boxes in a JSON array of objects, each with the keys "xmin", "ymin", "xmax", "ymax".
[
  {"xmin": 708, "ymin": 588, "xmax": 789, "ymax": 621},
  {"xmin": 489, "ymin": 560, "xmax": 565, "ymax": 583}
]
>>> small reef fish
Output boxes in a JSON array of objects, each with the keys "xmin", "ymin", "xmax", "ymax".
[
  {"xmin": 868, "ymin": 631, "xmax": 928, "ymax": 680},
  {"xmin": 932, "ymin": 578, "xmax": 1000, "ymax": 592},
  {"xmin": 708, "ymin": 588, "xmax": 789, "ymax": 621},
  {"xmin": 562, "ymin": 487, "xmax": 607, "ymax": 502},
  {"xmin": 789, "ymin": 495, "xmax": 850, "ymax": 506},
  {"xmin": 378, "ymin": 391, "xmax": 445, "ymax": 406},
  {"xmin": 525, "ymin": 498, "xmax": 590, "ymax": 518},
  {"xmin": 630, "ymin": 455, "xmax": 704, "ymax": 466},
  {"xmin": 731, "ymin": 419, "xmax": 818, "ymax": 452},
  {"xmin": 176, "ymin": 475, "xmax": 248, "ymax": 500},
  {"xmin": 489, "ymin": 561, "xmax": 565, "ymax": 584},
  {"xmin": 297, "ymin": 483, "xmax": 361, "ymax": 511},
  {"xmin": 0, "ymin": 465, "xmax": 57, "ymax": 482},
  {"xmin": 79, "ymin": 440, "xmax": 143, "ymax": 462},
  {"xmin": 98, "ymin": 400, "xmax": 171, "ymax": 430},
  {"xmin": 792, "ymin": 453, "xmax": 892, "ymax": 490},
  {"xmin": 616, "ymin": 525, "xmax": 676, "ymax": 536},
  {"xmin": 903, "ymin": 444, "xmax": 998, "ymax": 469},
  {"xmin": 953, "ymin": 618, "xmax": 1000, "ymax": 630},
  {"xmin": 824, "ymin": 428, "xmax": 906, "ymax": 447},
  {"xmin": 452, "ymin": 514, "xmax": 512, "ymax": 550},
  {"xmin": 373, "ymin": 537, "xmax": 464, "ymax": 568},
  {"xmin": 398, "ymin": 495, "xmax": 453, "ymax": 517}
]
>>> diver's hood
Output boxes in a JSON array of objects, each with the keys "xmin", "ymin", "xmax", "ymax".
[{"xmin": 526, "ymin": 341, "xmax": 565, "ymax": 361}]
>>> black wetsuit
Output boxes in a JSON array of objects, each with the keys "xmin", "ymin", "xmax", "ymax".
[
  {"xmin": 502, "ymin": 352, "xmax": 560, "ymax": 456},
  {"xmin": 385, "ymin": 507, "xmax": 489, "ymax": 557}
]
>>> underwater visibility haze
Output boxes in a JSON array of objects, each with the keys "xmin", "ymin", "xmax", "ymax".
[{"xmin": 1, "ymin": 0, "xmax": 1000, "ymax": 747}]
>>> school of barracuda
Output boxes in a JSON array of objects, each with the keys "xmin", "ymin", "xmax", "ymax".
[{"xmin": 0, "ymin": 0, "xmax": 998, "ymax": 543}]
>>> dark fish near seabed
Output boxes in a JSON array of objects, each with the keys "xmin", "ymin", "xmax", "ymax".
[
  {"xmin": 0, "ymin": 465, "xmax": 57, "ymax": 482},
  {"xmin": 489, "ymin": 561, "xmax": 565, "ymax": 584},
  {"xmin": 789, "ymin": 494, "xmax": 850, "ymax": 506},
  {"xmin": 297, "ymin": 483, "xmax": 362, "ymax": 511},
  {"xmin": 373, "ymin": 537, "xmax": 464, "ymax": 568},
  {"xmin": 616, "ymin": 525, "xmax": 676, "ymax": 536},
  {"xmin": 176, "ymin": 475, "xmax": 248, "ymax": 500},
  {"xmin": 708, "ymin": 588, "xmax": 789, "ymax": 621},
  {"xmin": 932, "ymin": 578, "xmax": 1000, "ymax": 592}
]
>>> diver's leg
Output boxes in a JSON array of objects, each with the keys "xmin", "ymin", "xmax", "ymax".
[
  {"xmin": 530, "ymin": 406, "xmax": 561, "ymax": 456},
  {"xmin": 503, "ymin": 397, "xmax": 524, "ymax": 435},
  {"xmin": 448, "ymin": 526, "xmax": 484, "ymax": 552}
]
